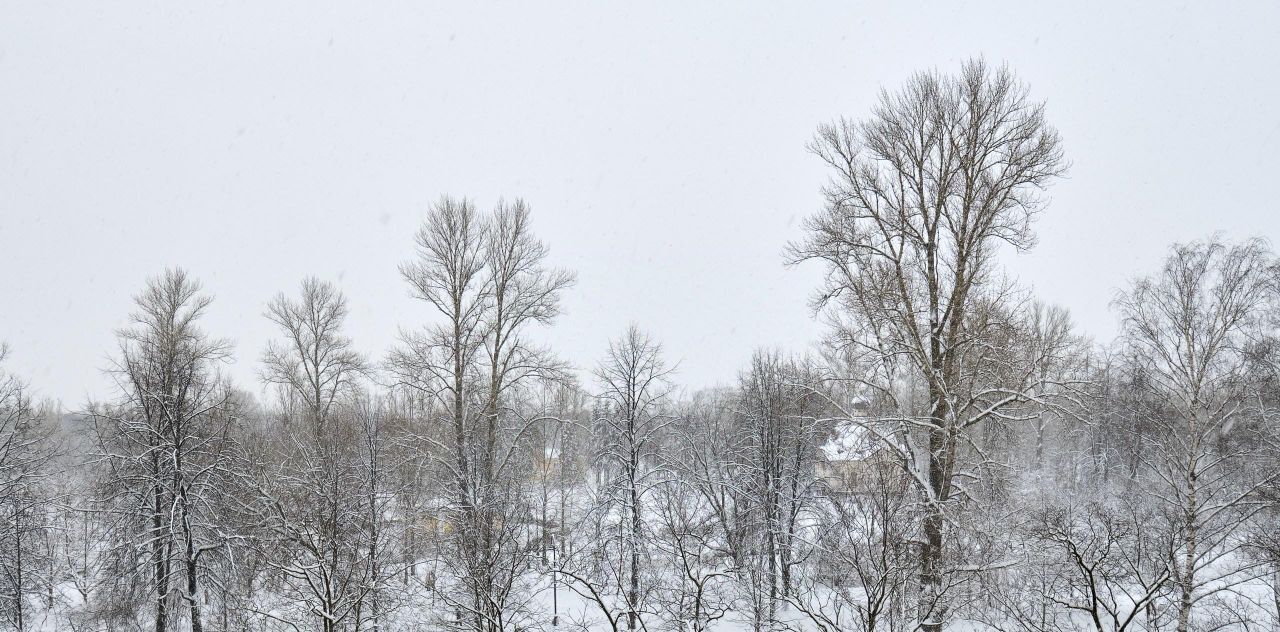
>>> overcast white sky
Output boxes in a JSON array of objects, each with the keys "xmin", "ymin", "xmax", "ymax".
[{"xmin": 2, "ymin": 2, "xmax": 1279, "ymax": 406}]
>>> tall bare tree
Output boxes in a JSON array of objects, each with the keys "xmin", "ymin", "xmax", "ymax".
[
  {"xmin": 789, "ymin": 58, "xmax": 1067, "ymax": 631},
  {"xmin": 389, "ymin": 196, "xmax": 574, "ymax": 632}
]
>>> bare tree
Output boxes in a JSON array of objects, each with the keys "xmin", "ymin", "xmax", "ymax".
[
  {"xmin": 0, "ymin": 345, "xmax": 58, "ymax": 631},
  {"xmin": 257, "ymin": 276, "xmax": 372, "ymax": 632},
  {"xmin": 262, "ymin": 276, "xmax": 366, "ymax": 425},
  {"xmin": 789, "ymin": 444, "xmax": 917, "ymax": 632},
  {"xmin": 352, "ymin": 391, "xmax": 408, "ymax": 632},
  {"xmin": 789, "ymin": 58, "xmax": 1067, "ymax": 631},
  {"xmin": 1020, "ymin": 302, "xmax": 1082, "ymax": 474},
  {"xmin": 91, "ymin": 268, "xmax": 234, "ymax": 632},
  {"xmin": 590, "ymin": 325, "xmax": 675, "ymax": 632},
  {"xmin": 731, "ymin": 351, "xmax": 826, "ymax": 631},
  {"xmin": 1114, "ymin": 236, "xmax": 1280, "ymax": 632},
  {"xmin": 650, "ymin": 477, "xmax": 731, "ymax": 632},
  {"xmin": 1015, "ymin": 499, "xmax": 1172, "ymax": 632},
  {"xmin": 389, "ymin": 196, "xmax": 574, "ymax": 632},
  {"xmin": 677, "ymin": 389, "xmax": 752, "ymax": 572}
]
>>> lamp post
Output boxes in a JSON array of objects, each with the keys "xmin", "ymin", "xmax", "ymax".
[
  {"xmin": 547, "ymin": 417, "xmax": 564, "ymax": 627},
  {"xmin": 551, "ymin": 533, "xmax": 559, "ymax": 627}
]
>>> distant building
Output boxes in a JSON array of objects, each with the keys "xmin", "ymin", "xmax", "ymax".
[{"xmin": 815, "ymin": 397, "xmax": 902, "ymax": 494}]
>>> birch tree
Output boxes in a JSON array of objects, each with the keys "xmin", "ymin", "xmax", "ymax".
[{"xmin": 1114, "ymin": 236, "xmax": 1279, "ymax": 632}]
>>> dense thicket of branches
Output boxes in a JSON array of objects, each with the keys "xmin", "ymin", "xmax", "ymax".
[{"xmin": 2, "ymin": 60, "xmax": 1279, "ymax": 632}]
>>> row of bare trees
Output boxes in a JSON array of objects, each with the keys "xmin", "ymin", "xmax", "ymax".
[{"xmin": 2, "ymin": 58, "xmax": 1279, "ymax": 632}]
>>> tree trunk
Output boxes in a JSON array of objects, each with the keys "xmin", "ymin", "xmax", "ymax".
[
  {"xmin": 919, "ymin": 394, "xmax": 947, "ymax": 632},
  {"xmin": 186, "ymin": 548, "xmax": 204, "ymax": 632},
  {"xmin": 13, "ymin": 502, "xmax": 24, "ymax": 632},
  {"xmin": 153, "ymin": 479, "xmax": 170, "ymax": 632},
  {"xmin": 628, "ymin": 460, "xmax": 641, "ymax": 632},
  {"xmin": 1033, "ymin": 412, "xmax": 1045, "ymax": 471},
  {"xmin": 1176, "ymin": 467, "xmax": 1198, "ymax": 632},
  {"xmin": 1271, "ymin": 570, "xmax": 1280, "ymax": 628}
]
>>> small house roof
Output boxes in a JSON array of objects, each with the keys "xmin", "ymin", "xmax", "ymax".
[{"xmin": 820, "ymin": 422, "xmax": 874, "ymax": 462}]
